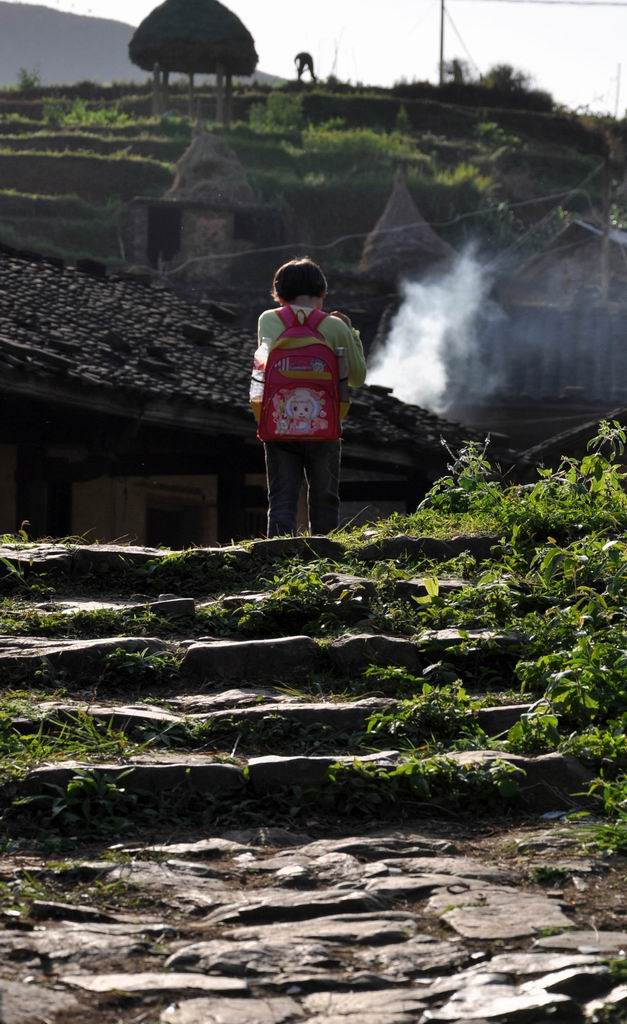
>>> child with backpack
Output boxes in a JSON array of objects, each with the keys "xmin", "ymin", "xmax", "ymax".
[{"xmin": 251, "ymin": 258, "xmax": 367, "ymax": 537}]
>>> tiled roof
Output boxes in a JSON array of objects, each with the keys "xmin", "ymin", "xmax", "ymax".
[{"xmin": 0, "ymin": 248, "xmax": 477, "ymax": 458}]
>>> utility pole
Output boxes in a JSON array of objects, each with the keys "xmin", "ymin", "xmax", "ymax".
[
  {"xmin": 615, "ymin": 63, "xmax": 622, "ymax": 118},
  {"xmin": 439, "ymin": 0, "xmax": 445, "ymax": 86}
]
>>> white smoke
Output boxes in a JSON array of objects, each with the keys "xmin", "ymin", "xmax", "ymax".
[{"xmin": 368, "ymin": 250, "xmax": 493, "ymax": 414}]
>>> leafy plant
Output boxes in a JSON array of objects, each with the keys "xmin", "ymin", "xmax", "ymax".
[{"xmin": 16, "ymin": 769, "xmax": 138, "ymax": 829}]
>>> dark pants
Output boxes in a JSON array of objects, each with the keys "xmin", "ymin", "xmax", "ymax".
[{"xmin": 264, "ymin": 441, "xmax": 341, "ymax": 537}]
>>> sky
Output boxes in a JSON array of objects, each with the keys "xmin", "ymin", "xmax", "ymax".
[{"xmin": 7, "ymin": 0, "xmax": 627, "ymax": 113}]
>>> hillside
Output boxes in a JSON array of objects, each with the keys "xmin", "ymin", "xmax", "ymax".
[
  {"xmin": 0, "ymin": 430, "xmax": 625, "ymax": 1021},
  {"xmin": 0, "ymin": 81, "xmax": 607, "ymax": 268},
  {"xmin": 0, "ymin": 2, "xmax": 141, "ymax": 85},
  {"xmin": 0, "ymin": 2, "xmax": 280, "ymax": 86}
]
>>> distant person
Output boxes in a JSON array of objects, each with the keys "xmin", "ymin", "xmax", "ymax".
[
  {"xmin": 295, "ymin": 52, "xmax": 317, "ymax": 83},
  {"xmin": 250, "ymin": 258, "xmax": 367, "ymax": 537}
]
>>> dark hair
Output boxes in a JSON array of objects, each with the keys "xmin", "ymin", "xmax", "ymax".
[{"xmin": 272, "ymin": 258, "xmax": 327, "ymax": 303}]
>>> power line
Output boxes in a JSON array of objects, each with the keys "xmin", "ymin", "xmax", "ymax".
[
  {"xmin": 451, "ymin": 0, "xmax": 627, "ymax": 6},
  {"xmin": 444, "ymin": 8, "xmax": 482, "ymax": 76}
]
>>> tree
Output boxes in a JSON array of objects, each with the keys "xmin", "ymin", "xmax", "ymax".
[
  {"xmin": 17, "ymin": 67, "xmax": 42, "ymax": 92},
  {"xmin": 481, "ymin": 63, "xmax": 533, "ymax": 93},
  {"xmin": 129, "ymin": 0, "xmax": 258, "ymax": 124}
]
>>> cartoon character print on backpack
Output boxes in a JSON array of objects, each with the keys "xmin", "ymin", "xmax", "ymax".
[{"xmin": 273, "ymin": 387, "xmax": 329, "ymax": 436}]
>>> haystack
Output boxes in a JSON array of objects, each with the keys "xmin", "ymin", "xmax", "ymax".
[
  {"xmin": 360, "ymin": 170, "xmax": 454, "ymax": 283},
  {"xmin": 166, "ymin": 128, "xmax": 255, "ymax": 205}
]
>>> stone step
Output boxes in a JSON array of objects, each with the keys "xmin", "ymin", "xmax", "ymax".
[
  {"xmin": 322, "ymin": 572, "xmax": 467, "ymax": 603},
  {"xmin": 0, "ymin": 542, "xmax": 248, "ymax": 580},
  {"xmin": 0, "ymin": 629, "xmax": 524, "ymax": 694},
  {"xmin": 9, "ymin": 699, "xmax": 534, "ymax": 750},
  {"xmin": 184, "ymin": 630, "xmax": 523, "ymax": 683},
  {"xmin": 355, "ymin": 534, "xmax": 499, "ymax": 563},
  {"xmin": 33, "ymin": 596, "xmax": 197, "ymax": 619},
  {"xmin": 0, "ymin": 534, "xmax": 499, "ymax": 591},
  {"xmin": 13, "ymin": 749, "xmax": 593, "ymax": 813},
  {"xmin": 0, "ymin": 635, "xmax": 169, "ymax": 676}
]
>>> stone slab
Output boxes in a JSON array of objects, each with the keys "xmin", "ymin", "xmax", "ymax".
[
  {"xmin": 230, "ymin": 912, "xmax": 421, "ymax": 945},
  {"xmin": 0, "ymin": 635, "xmax": 167, "ymax": 674},
  {"xmin": 303, "ymin": 835, "xmax": 457, "ymax": 858},
  {"xmin": 0, "ymin": 543, "xmax": 75, "ymax": 575},
  {"xmin": 520, "ymin": 965, "xmax": 610, "ymax": 999},
  {"xmin": 148, "ymin": 597, "xmax": 196, "ymax": 617},
  {"xmin": 183, "ymin": 636, "xmax": 321, "ymax": 680},
  {"xmin": 428, "ymin": 884, "xmax": 572, "ymax": 939},
  {"xmin": 395, "ymin": 576, "xmax": 466, "ymax": 600},
  {"xmin": 160, "ymin": 998, "xmax": 304, "ymax": 1024},
  {"xmin": 125, "ymin": 837, "xmax": 252, "ymax": 858},
  {"xmin": 585, "ymin": 984, "xmax": 627, "ymax": 1019},
  {"xmin": 13, "ymin": 703, "xmax": 185, "ymax": 734},
  {"xmin": 475, "ymin": 705, "xmax": 534, "ymax": 735},
  {"xmin": 534, "ymin": 931, "xmax": 627, "ymax": 954},
  {"xmin": 61, "ymin": 972, "xmax": 248, "ymax": 995},
  {"xmin": 202, "ymin": 699, "xmax": 393, "ymax": 733},
  {"xmin": 0, "ymin": 979, "xmax": 79, "ymax": 1024},
  {"xmin": 165, "ymin": 937, "xmax": 336, "ymax": 976},
  {"xmin": 468, "ymin": 953, "xmax": 605, "ymax": 977},
  {"xmin": 356, "ymin": 534, "xmax": 498, "ymax": 563},
  {"xmin": 422, "ymin": 988, "xmax": 577, "ymax": 1022},
  {"xmin": 322, "ymin": 574, "xmax": 377, "ymax": 600},
  {"xmin": 206, "ymin": 888, "xmax": 385, "ymax": 926},
  {"xmin": 250, "ymin": 537, "xmax": 346, "ymax": 561},
  {"xmin": 328, "ymin": 634, "xmax": 422, "ymax": 673},
  {"xmin": 440, "ymin": 750, "xmax": 594, "ymax": 811},
  {"xmin": 302, "ymin": 989, "xmax": 427, "ymax": 1024},
  {"xmin": 248, "ymin": 752, "xmax": 399, "ymax": 792},
  {"xmin": 71, "ymin": 543, "xmax": 170, "ymax": 572},
  {"xmin": 20, "ymin": 759, "xmax": 245, "ymax": 796},
  {"xmin": 416, "ymin": 628, "xmax": 524, "ymax": 652},
  {"xmin": 0, "ymin": 923, "xmax": 164, "ymax": 965}
]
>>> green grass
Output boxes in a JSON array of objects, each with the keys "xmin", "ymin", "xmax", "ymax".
[
  {"xmin": 0, "ymin": 149, "xmax": 172, "ymax": 202},
  {"xmin": 0, "ymin": 132, "xmax": 189, "ymax": 162}
]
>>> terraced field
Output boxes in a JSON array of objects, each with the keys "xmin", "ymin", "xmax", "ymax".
[{"xmin": 1, "ymin": 437, "xmax": 627, "ymax": 1022}]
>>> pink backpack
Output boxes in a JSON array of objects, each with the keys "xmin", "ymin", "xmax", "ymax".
[{"xmin": 257, "ymin": 306, "xmax": 341, "ymax": 442}]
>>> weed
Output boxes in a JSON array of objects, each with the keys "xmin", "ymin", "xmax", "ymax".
[
  {"xmin": 101, "ymin": 648, "xmax": 181, "ymax": 687},
  {"xmin": 531, "ymin": 865, "xmax": 571, "ymax": 886},
  {"xmin": 16, "ymin": 769, "xmax": 140, "ymax": 830}
]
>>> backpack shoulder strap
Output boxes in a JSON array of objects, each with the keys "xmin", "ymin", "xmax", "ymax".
[
  {"xmin": 305, "ymin": 309, "xmax": 328, "ymax": 331},
  {"xmin": 275, "ymin": 306, "xmax": 298, "ymax": 330}
]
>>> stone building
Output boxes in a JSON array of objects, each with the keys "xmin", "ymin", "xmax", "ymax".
[
  {"xmin": 0, "ymin": 244, "xmax": 479, "ymax": 546},
  {"xmin": 124, "ymin": 129, "xmax": 284, "ymax": 285}
]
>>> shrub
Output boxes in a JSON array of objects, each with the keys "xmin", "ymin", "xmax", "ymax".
[
  {"xmin": 16, "ymin": 68, "xmax": 42, "ymax": 93},
  {"xmin": 249, "ymin": 92, "xmax": 305, "ymax": 133}
]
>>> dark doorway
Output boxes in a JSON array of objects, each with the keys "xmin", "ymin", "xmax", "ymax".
[
  {"xmin": 146, "ymin": 505, "xmax": 202, "ymax": 548},
  {"xmin": 147, "ymin": 205, "xmax": 182, "ymax": 268},
  {"xmin": 47, "ymin": 481, "xmax": 72, "ymax": 539}
]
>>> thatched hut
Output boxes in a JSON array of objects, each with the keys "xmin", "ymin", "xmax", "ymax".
[
  {"xmin": 360, "ymin": 169, "xmax": 455, "ymax": 285},
  {"xmin": 129, "ymin": 0, "xmax": 258, "ymax": 123}
]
